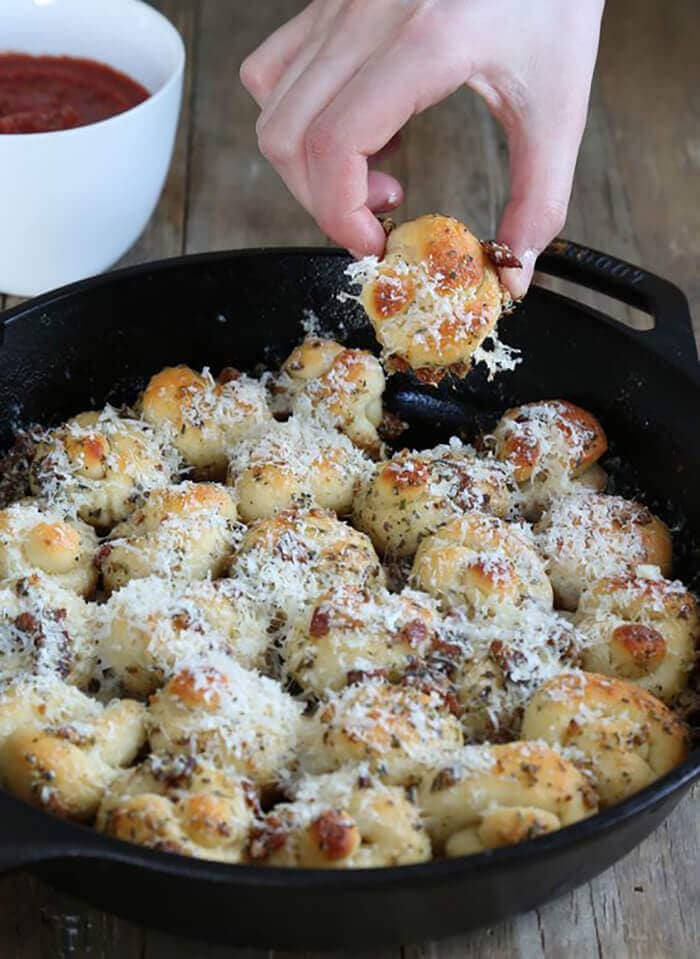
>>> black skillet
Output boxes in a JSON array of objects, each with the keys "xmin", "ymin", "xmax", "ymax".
[{"xmin": 0, "ymin": 240, "xmax": 698, "ymax": 949}]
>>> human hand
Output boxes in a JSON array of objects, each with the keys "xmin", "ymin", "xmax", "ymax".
[{"xmin": 241, "ymin": 0, "xmax": 605, "ymax": 298}]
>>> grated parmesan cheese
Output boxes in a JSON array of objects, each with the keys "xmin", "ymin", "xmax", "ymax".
[{"xmin": 340, "ymin": 255, "xmax": 521, "ymax": 380}]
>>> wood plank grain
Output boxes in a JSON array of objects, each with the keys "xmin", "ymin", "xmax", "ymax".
[
  {"xmin": 597, "ymin": 0, "xmax": 700, "ymax": 333},
  {"xmin": 607, "ymin": 786, "xmax": 699, "ymax": 959},
  {"xmin": 118, "ymin": 0, "xmax": 200, "ymax": 266},
  {"xmin": 0, "ymin": 873, "xmax": 139, "ymax": 959},
  {"xmin": 534, "ymin": 77, "xmax": 650, "ymax": 331},
  {"xmin": 144, "ymin": 928, "xmax": 268, "ymax": 959},
  {"xmin": 405, "ymin": 919, "xmax": 529, "ymax": 959},
  {"xmin": 0, "ymin": 874, "xmax": 41, "ymax": 959},
  {"xmin": 185, "ymin": 0, "xmax": 321, "ymax": 253}
]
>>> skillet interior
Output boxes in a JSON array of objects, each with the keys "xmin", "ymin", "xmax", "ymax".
[{"xmin": 0, "ymin": 248, "xmax": 698, "ymax": 948}]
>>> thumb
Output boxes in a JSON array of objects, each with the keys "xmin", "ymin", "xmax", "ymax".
[{"xmin": 497, "ymin": 118, "xmax": 584, "ymax": 299}]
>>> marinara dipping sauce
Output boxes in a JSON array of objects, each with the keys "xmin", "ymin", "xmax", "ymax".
[{"xmin": 0, "ymin": 53, "xmax": 150, "ymax": 134}]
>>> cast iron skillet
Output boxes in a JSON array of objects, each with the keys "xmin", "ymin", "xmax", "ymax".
[{"xmin": 0, "ymin": 240, "xmax": 698, "ymax": 949}]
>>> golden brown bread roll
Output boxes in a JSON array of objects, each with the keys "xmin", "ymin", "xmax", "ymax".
[
  {"xmin": 521, "ymin": 671, "xmax": 689, "ymax": 805},
  {"xmin": 418, "ymin": 741, "xmax": 597, "ymax": 855},
  {"xmin": 228, "ymin": 508, "xmax": 385, "ymax": 629},
  {"xmin": 99, "ymin": 576, "xmax": 269, "ymax": 697},
  {"xmin": 0, "ymin": 573, "xmax": 98, "ymax": 687},
  {"xmin": 0, "ymin": 674, "xmax": 97, "ymax": 743},
  {"xmin": 250, "ymin": 768, "xmax": 430, "ymax": 868},
  {"xmin": 283, "ymin": 584, "xmax": 446, "ymax": 696},
  {"xmin": 272, "ymin": 339, "xmax": 385, "ymax": 455},
  {"xmin": 97, "ymin": 754, "xmax": 256, "ymax": 863},
  {"xmin": 227, "ymin": 415, "xmax": 371, "ymax": 523},
  {"xmin": 352, "ymin": 442, "xmax": 516, "ymax": 558},
  {"xmin": 445, "ymin": 601, "xmax": 584, "ymax": 742},
  {"xmin": 300, "ymin": 678, "xmax": 463, "ymax": 785},
  {"xmin": 139, "ymin": 365, "xmax": 272, "ymax": 480},
  {"xmin": 148, "ymin": 657, "xmax": 303, "ymax": 785},
  {"xmin": 485, "ymin": 400, "xmax": 608, "ymax": 519},
  {"xmin": 0, "ymin": 676, "xmax": 146, "ymax": 821},
  {"xmin": 411, "ymin": 512, "xmax": 553, "ymax": 617},
  {"xmin": 356, "ymin": 215, "xmax": 513, "ymax": 384},
  {"xmin": 488, "ymin": 400, "xmax": 607, "ymax": 484},
  {"xmin": 0, "ymin": 500, "xmax": 98, "ymax": 597},
  {"xmin": 100, "ymin": 482, "xmax": 239, "ymax": 593},
  {"xmin": 30, "ymin": 408, "xmax": 177, "ymax": 529},
  {"xmin": 575, "ymin": 569, "xmax": 698, "ymax": 704},
  {"xmin": 534, "ymin": 493, "xmax": 673, "ymax": 611}
]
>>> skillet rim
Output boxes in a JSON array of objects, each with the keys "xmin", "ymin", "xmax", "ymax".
[
  {"xmin": 0, "ymin": 245, "xmax": 698, "ymax": 886},
  {"xmin": 3, "ymin": 742, "xmax": 697, "ymax": 885},
  {"xmin": 1, "ymin": 244, "xmax": 699, "ymax": 381}
]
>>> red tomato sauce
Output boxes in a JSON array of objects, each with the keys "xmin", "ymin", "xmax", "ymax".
[{"xmin": 0, "ymin": 53, "xmax": 150, "ymax": 134}]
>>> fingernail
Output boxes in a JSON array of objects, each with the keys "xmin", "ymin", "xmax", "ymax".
[{"xmin": 501, "ymin": 248, "xmax": 537, "ymax": 300}]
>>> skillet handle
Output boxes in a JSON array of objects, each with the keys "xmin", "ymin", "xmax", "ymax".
[{"xmin": 536, "ymin": 238, "xmax": 698, "ymax": 377}]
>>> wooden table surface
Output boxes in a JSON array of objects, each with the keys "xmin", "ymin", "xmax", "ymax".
[{"xmin": 0, "ymin": 1, "xmax": 698, "ymax": 956}]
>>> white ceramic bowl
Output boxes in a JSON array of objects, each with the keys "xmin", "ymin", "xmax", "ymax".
[{"xmin": 0, "ymin": 0, "xmax": 185, "ymax": 297}]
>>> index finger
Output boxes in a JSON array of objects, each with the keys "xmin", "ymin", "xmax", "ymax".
[{"xmin": 305, "ymin": 48, "xmax": 464, "ymax": 255}]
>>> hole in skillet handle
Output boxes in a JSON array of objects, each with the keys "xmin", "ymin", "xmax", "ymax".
[
  {"xmin": 536, "ymin": 238, "xmax": 699, "ymax": 379},
  {"xmin": 532, "ymin": 274, "xmax": 655, "ymax": 331}
]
